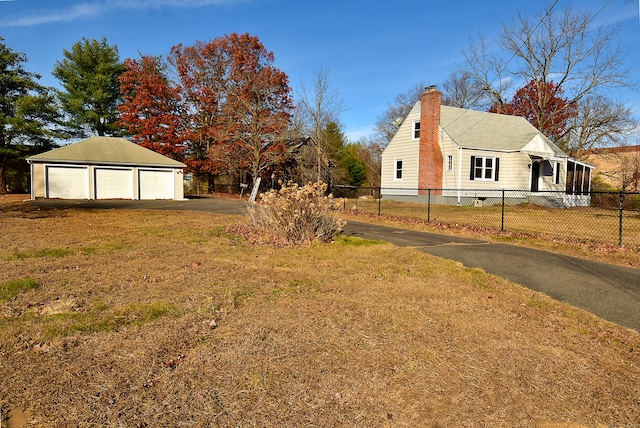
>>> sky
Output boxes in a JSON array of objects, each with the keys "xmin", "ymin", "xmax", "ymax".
[{"xmin": 0, "ymin": 0, "xmax": 639, "ymax": 142}]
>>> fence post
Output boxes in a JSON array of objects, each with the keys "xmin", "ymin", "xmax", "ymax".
[
  {"xmin": 355, "ymin": 187, "xmax": 359, "ymax": 210},
  {"xmin": 501, "ymin": 189, "xmax": 505, "ymax": 232},
  {"xmin": 378, "ymin": 187, "xmax": 381, "ymax": 216},
  {"xmin": 427, "ymin": 189, "xmax": 431, "ymax": 222},
  {"xmin": 619, "ymin": 191, "xmax": 624, "ymax": 247}
]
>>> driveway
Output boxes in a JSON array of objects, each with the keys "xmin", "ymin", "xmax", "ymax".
[
  {"xmin": 32, "ymin": 197, "xmax": 640, "ymax": 332},
  {"xmin": 345, "ymin": 221, "xmax": 640, "ymax": 333}
]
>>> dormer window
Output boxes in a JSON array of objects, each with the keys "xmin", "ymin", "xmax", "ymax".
[{"xmin": 412, "ymin": 121, "xmax": 420, "ymax": 140}]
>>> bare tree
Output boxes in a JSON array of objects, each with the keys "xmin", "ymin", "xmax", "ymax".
[
  {"xmin": 441, "ymin": 69, "xmax": 489, "ymax": 109},
  {"xmin": 569, "ymin": 95, "xmax": 637, "ymax": 157},
  {"xmin": 297, "ymin": 67, "xmax": 347, "ymax": 148},
  {"xmin": 351, "ymin": 135, "xmax": 384, "ymax": 189},
  {"xmin": 374, "ymin": 81, "xmax": 426, "ymax": 146},
  {"xmin": 296, "ymin": 67, "xmax": 347, "ymax": 181},
  {"xmin": 456, "ymin": 4, "xmax": 636, "ymax": 152}
]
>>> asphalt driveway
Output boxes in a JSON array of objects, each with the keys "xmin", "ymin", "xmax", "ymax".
[{"xmin": 32, "ymin": 196, "xmax": 640, "ymax": 332}]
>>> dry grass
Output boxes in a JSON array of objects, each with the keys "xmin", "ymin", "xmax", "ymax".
[{"xmin": 0, "ymin": 198, "xmax": 639, "ymax": 427}]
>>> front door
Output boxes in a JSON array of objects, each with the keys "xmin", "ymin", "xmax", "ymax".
[{"xmin": 531, "ymin": 160, "xmax": 540, "ymax": 192}]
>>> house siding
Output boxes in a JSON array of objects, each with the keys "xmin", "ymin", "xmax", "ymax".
[
  {"xmin": 381, "ymin": 103, "xmax": 421, "ymax": 195},
  {"xmin": 441, "ymin": 131, "xmax": 458, "ymax": 189}
]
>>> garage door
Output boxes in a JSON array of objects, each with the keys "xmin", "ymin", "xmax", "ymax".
[
  {"xmin": 95, "ymin": 168, "xmax": 134, "ymax": 199},
  {"xmin": 46, "ymin": 166, "xmax": 89, "ymax": 199},
  {"xmin": 139, "ymin": 169, "xmax": 174, "ymax": 200}
]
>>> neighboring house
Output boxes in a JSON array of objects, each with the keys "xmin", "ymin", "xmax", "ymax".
[
  {"xmin": 381, "ymin": 87, "xmax": 593, "ymax": 207},
  {"xmin": 27, "ymin": 136, "xmax": 186, "ymax": 200},
  {"xmin": 581, "ymin": 145, "xmax": 640, "ymax": 192},
  {"xmin": 286, "ymin": 136, "xmax": 335, "ymax": 185}
]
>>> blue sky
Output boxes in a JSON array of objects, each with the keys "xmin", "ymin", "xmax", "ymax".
[{"xmin": 1, "ymin": 0, "xmax": 638, "ymax": 142}]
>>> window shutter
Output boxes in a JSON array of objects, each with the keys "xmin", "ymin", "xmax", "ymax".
[
  {"xmin": 469, "ymin": 156, "xmax": 475, "ymax": 181},
  {"xmin": 494, "ymin": 158, "xmax": 500, "ymax": 181}
]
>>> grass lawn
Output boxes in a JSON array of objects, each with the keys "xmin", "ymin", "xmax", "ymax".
[{"xmin": 0, "ymin": 195, "xmax": 639, "ymax": 426}]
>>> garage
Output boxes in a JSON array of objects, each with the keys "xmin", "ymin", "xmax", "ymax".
[
  {"xmin": 46, "ymin": 166, "xmax": 89, "ymax": 199},
  {"xmin": 95, "ymin": 168, "xmax": 134, "ymax": 199},
  {"xmin": 28, "ymin": 137, "xmax": 186, "ymax": 200},
  {"xmin": 139, "ymin": 169, "xmax": 174, "ymax": 200}
]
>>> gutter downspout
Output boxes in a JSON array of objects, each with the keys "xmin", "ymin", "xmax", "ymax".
[{"xmin": 457, "ymin": 146, "xmax": 462, "ymax": 205}]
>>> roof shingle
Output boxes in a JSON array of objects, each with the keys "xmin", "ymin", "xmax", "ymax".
[{"xmin": 27, "ymin": 137, "xmax": 186, "ymax": 167}]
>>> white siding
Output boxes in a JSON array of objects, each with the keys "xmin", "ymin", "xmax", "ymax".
[
  {"xmin": 441, "ymin": 130, "xmax": 459, "ymax": 189},
  {"xmin": 381, "ymin": 103, "xmax": 420, "ymax": 195},
  {"xmin": 522, "ymin": 134, "xmax": 558, "ymax": 155}
]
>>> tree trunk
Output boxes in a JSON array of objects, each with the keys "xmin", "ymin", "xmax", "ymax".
[{"xmin": 0, "ymin": 159, "xmax": 8, "ymax": 194}]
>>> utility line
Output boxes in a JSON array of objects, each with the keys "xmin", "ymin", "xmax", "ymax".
[
  {"xmin": 453, "ymin": 0, "xmax": 614, "ymax": 138},
  {"xmin": 445, "ymin": 0, "xmax": 561, "ymax": 136}
]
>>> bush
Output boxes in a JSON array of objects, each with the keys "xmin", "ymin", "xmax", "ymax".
[{"xmin": 245, "ymin": 181, "xmax": 346, "ymax": 245}]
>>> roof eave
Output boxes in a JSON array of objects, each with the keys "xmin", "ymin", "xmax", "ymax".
[{"xmin": 27, "ymin": 159, "xmax": 186, "ymax": 168}]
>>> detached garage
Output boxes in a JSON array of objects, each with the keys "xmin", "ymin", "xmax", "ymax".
[{"xmin": 27, "ymin": 137, "xmax": 186, "ymax": 200}]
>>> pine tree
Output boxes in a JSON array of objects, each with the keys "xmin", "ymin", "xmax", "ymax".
[
  {"xmin": 53, "ymin": 37, "xmax": 125, "ymax": 137},
  {"xmin": 0, "ymin": 38, "xmax": 61, "ymax": 193}
]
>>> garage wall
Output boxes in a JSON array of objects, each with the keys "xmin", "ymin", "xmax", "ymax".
[{"xmin": 31, "ymin": 163, "xmax": 45, "ymax": 198}]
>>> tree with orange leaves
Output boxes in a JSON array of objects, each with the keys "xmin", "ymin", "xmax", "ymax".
[
  {"xmin": 489, "ymin": 80, "xmax": 578, "ymax": 144},
  {"xmin": 169, "ymin": 33, "xmax": 294, "ymax": 183},
  {"xmin": 118, "ymin": 55, "xmax": 186, "ymax": 161}
]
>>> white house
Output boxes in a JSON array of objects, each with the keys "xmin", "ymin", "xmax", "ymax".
[
  {"xmin": 381, "ymin": 87, "xmax": 593, "ymax": 207},
  {"xmin": 27, "ymin": 137, "xmax": 186, "ymax": 200}
]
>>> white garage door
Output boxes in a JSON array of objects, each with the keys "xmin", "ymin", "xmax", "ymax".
[
  {"xmin": 95, "ymin": 168, "xmax": 134, "ymax": 199},
  {"xmin": 46, "ymin": 166, "xmax": 89, "ymax": 199},
  {"xmin": 139, "ymin": 169, "xmax": 174, "ymax": 200}
]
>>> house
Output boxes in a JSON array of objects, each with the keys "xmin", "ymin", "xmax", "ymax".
[
  {"xmin": 581, "ymin": 145, "xmax": 640, "ymax": 192},
  {"xmin": 27, "ymin": 137, "xmax": 186, "ymax": 200},
  {"xmin": 380, "ymin": 87, "xmax": 593, "ymax": 207},
  {"xmin": 286, "ymin": 136, "xmax": 335, "ymax": 185}
]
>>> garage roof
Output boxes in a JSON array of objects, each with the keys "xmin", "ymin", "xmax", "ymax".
[{"xmin": 27, "ymin": 137, "xmax": 187, "ymax": 168}]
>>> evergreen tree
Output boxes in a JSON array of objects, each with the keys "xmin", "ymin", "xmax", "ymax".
[
  {"xmin": 53, "ymin": 37, "xmax": 126, "ymax": 137},
  {"xmin": 341, "ymin": 144, "xmax": 367, "ymax": 187},
  {"xmin": 322, "ymin": 121, "xmax": 346, "ymax": 162},
  {"xmin": 0, "ymin": 38, "xmax": 61, "ymax": 193}
]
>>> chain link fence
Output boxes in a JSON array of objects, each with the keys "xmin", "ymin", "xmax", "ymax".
[{"xmin": 331, "ymin": 186, "xmax": 640, "ymax": 249}]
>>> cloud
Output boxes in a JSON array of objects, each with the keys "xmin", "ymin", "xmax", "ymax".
[{"xmin": 0, "ymin": 0, "xmax": 242, "ymax": 27}]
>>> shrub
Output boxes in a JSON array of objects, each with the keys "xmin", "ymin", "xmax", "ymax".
[{"xmin": 245, "ymin": 181, "xmax": 346, "ymax": 245}]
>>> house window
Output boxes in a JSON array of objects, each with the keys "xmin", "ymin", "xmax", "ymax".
[
  {"xmin": 554, "ymin": 162, "xmax": 560, "ymax": 184},
  {"xmin": 470, "ymin": 156, "xmax": 500, "ymax": 181},
  {"xmin": 446, "ymin": 155, "xmax": 454, "ymax": 172},
  {"xmin": 412, "ymin": 121, "xmax": 420, "ymax": 140},
  {"xmin": 395, "ymin": 159, "xmax": 403, "ymax": 180}
]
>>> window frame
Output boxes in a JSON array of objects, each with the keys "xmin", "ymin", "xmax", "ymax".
[
  {"xmin": 412, "ymin": 121, "xmax": 420, "ymax": 140},
  {"xmin": 446, "ymin": 155, "xmax": 454, "ymax": 172},
  {"xmin": 394, "ymin": 159, "xmax": 403, "ymax": 181},
  {"xmin": 470, "ymin": 155, "xmax": 500, "ymax": 182}
]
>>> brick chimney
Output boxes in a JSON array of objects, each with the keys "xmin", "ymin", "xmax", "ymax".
[{"xmin": 418, "ymin": 86, "xmax": 443, "ymax": 195}]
